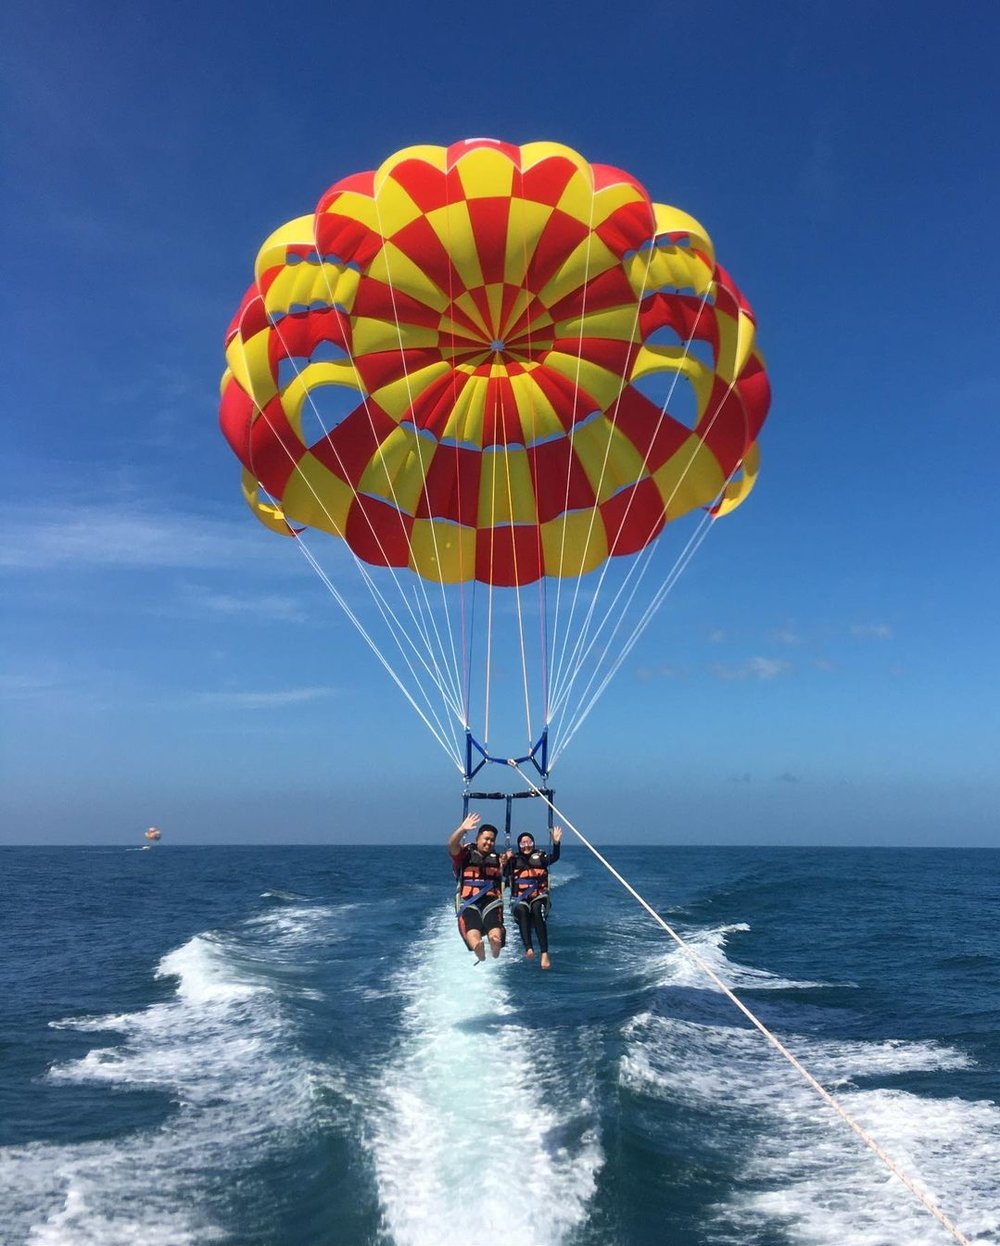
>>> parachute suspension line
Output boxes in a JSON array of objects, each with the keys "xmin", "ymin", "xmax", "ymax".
[
  {"xmin": 255, "ymin": 304, "xmax": 465, "ymax": 740},
  {"xmin": 551, "ymin": 396, "xmax": 748, "ymax": 767},
  {"xmin": 547, "ymin": 269, "xmax": 712, "ymax": 727},
  {"xmin": 547, "ymin": 235, "xmax": 672, "ymax": 722},
  {"xmin": 289, "ymin": 534, "xmax": 463, "ymax": 770},
  {"xmin": 483, "ymin": 433, "xmax": 499, "ymax": 750},
  {"xmin": 548, "ymin": 238, "xmax": 664, "ymax": 723},
  {"xmin": 497, "ymin": 387, "xmax": 534, "ymax": 749},
  {"xmin": 550, "ymin": 272, "xmax": 761, "ymax": 765},
  {"xmin": 538, "ymin": 566, "xmax": 550, "ymax": 727},
  {"xmin": 303, "ymin": 248, "xmax": 464, "ymax": 721},
  {"xmin": 510, "ymin": 183, "xmax": 552, "ymax": 736},
  {"xmin": 510, "ymin": 769, "xmax": 974, "ymax": 1246},
  {"xmin": 552, "ymin": 305, "xmax": 754, "ymax": 764},
  {"xmin": 235, "ymin": 305, "xmax": 464, "ymax": 744},
  {"xmin": 440, "ymin": 174, "xmax": 472, "ymax": 733},
  {"xmin": 551, "ymin": 504, "xmax": 716, "ymax": 765},
  {"xmin": 276, "ymin": 245, "xmax": 463, "ymax": 721},
  {"xmin": 368, "ymin": 192, "xmax": 467, "ymax": 718},
  {"xmin": 547, "ymin": 535, "xmax": 658, "ymax": 724},
  {"xmin": 403, "ymin": 576, "xmax": 466, "ymax": 763},
  {"xmin": 549, "ymin": 179, "xmax": 598, "ymax": 696},
  {"xmin": 461, "ymin": 578, "xmax": 476, "ymax": 730}
]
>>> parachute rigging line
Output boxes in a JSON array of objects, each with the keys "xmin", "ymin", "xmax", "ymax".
[
  {"xmin": 545, "ymin": 273, "xmax": 750, "ymax": 759},
  {"xmin": 551, "ymin": 501, "xmax": 718, "ymax": 765},
  {"xmin": 547, "ymin": 240, "xmax": 664, "ymax": 712},
  {"xmin": 244, "ymin": 444, "xmax": 462, "ymax": 752},
  {"xmin": 511, "ymin": 766, "xmax": 974, "ymax": 1246},
  {"xmin": 289, "ymin": 533, "xmax": 464, "ymax": 768},
  {"xmin": 307, "ymin": 206, "xmax": 466, "ymax": 719},
  {"xmin": 234, "ymin": 306, "xmax": 467, "ymax": 766},
  {"xmin": 549, "ymin": 183, "xmax": 599, "ymax": 714},
  {"xmin": 550, "ymin": 387, "xmax": 749, "ymax": 768},
  {"xmin": 369, "ymin": 191, "xmax": 467, "ymax": 714},
  {"xmin": 545, "ymin": 275, "xmax": 714, "ymax": 726}
]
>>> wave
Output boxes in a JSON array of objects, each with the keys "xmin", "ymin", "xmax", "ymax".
[
  {"xmin": 642, "ymin": 921, "xmax": 839, "ymax": 993},
  {"xmin": 0, "ymin": 905, "xmax": 341, "ymax": 1245},
  {"xmin": 620, "ymin": 1011, "xmax": 998, "ymax": 1244},
  {"xmin": 365, "ymin": 904, "xmax": 602, "ymax": 1246}
]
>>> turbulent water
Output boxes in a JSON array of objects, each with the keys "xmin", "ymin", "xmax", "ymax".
[{"xmin": 1, "ymin": 844, "xmax": 998, "ymax": 1246}]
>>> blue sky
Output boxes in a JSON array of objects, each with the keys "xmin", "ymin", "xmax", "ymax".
[{"xmin": 2, "ymin": 1, "xmax": 998, "ymax": 846}]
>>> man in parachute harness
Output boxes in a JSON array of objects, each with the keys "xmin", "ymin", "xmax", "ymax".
[
  {"xmin": 504, "ymin": 828, "xmax": 562, "ymax": 969},
  {"xmin": 448, "ymin": 813, "xmax": 506, "ymax": 962}
]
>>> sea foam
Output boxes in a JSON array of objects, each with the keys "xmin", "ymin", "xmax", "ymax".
[
  {"xmin": 367, "ymin": 905, "xmax": 603, "ymax": 1246},
  {"xmin": 618, "ymin": 922, "xmax": 999, "ymax": 1246},
  {"xmin": 0, "ymin": 906, "xmax": 337, "ymax": 1245}
]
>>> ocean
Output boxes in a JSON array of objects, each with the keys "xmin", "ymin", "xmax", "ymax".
[{"xmin": 1, "ymin": 844, "xmax": 998, "ymax": 1246}]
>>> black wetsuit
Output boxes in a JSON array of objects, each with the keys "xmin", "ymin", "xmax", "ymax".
[{"xmin": 505, "ymin": 842, "xmax": 561, "ymax": 954}]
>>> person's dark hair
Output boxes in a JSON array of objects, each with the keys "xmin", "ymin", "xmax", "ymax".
[{"xmin": 477, "ymin": 823, "xmax": 498, "ymax": 837}]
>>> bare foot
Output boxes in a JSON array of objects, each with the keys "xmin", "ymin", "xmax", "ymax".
[
  {"xmin": 473, "ymin": 942, "xmax": 486, "ymax": 962},
  {"xmin": 540, "ymin": 953, "xmax": 551, "ymax": 970},
  {"xmin": 525, "ymin": 948, "xmax": 535, "ymax": 960}
]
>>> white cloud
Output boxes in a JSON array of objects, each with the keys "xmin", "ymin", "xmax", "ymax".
[
  {"xmin": 850, "ymin": 623, "xmax": 893, "ymax": 640},
  {"xmin": 193, "ymin": 687, "xmax": 339, "ymax": 710},
  {"xmin": 635, "ymin": 664, "xmax": 687, "ymax": 681},
  {"xmin": 182, "ymin": 586, "xmax": 307, "ymax": 623},
  {"xmin": 770, "ymin": 623, "xmax": 802, "ymax": 646},
  {"xmin": 0, "ymin": 670, "xmax": 65, "ymax": 700},
  {"xmin": 710, "ymin": 657, "xmax": 791, "ymax": 681},
  {"xmin": 1, "ymin": 504, "xmax": 290, "ymax": 573}
]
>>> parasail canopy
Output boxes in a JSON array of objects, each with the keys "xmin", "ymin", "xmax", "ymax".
[{"xmin": 220, "ymin": 140, "xmax": 770, "ymax": 775}]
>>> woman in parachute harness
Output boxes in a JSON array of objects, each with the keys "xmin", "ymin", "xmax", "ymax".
[
  {"xmin": 504, "ymin": 828, "xmax": 562, "ymax": 970},
  {"xmin": 448, "ymin": 813, "xmax": 507, "ymax": 963}
]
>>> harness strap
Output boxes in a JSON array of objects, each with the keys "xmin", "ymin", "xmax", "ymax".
[
  {"xmin": 513, "ymin": 877, "xmax": 548, "ymax": 900},
  {"xmin": 457, "ymin": 877, "xmax": 503, "ymax": 916}
]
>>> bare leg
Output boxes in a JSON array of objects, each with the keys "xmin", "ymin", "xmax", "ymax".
[
  {"xmin": 540, "ymin": 951, "xmax": 551, "ymax": 970},
  {"xmin": 487, "ymin": 928, "xmax": 504, "ymax": 958},
  {"xmin": 466, "ymin": 931, "xmax": 487, "ymax": 961},
  {"xmin": 525, "ymin": 948, "xmax": 535, "ymax": 959}
]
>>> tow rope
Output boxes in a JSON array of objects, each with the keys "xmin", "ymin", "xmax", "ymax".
[{"xmin": 513, "ymin": 765, "xmax": 973, "ymax": 1246}]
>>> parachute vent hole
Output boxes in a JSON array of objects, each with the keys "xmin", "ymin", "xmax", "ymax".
[
  {"xmin": 310, "ymin": 340, "xmax": 349, "ymax": 364},
  {"xmin": 683, "ymin": 337, "xmax": 715, "ymax": 370},
  {"xmin": 646, "ymin": 325, "xmax": 685, "ymax": 349},
  {"xmin": 299, "ymin": 382, "xmax": 364, "ymax": 450},
  {"xmin": 278, "ymin": 356, "xmax": 308, "ymax": 390},
  {"xmin": 632, "ymin": 372, "xmax": 699, "ymax": 430},
  {"xmin": 643, "ymin": 328, "xmax": 715, "ymax": 373}
]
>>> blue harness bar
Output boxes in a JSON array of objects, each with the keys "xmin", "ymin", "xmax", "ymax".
[
  {"xmin": 461, "ymin": 729, "xmax": 554, "ymax": 840},
  {"xmin": 463, "ymin": 727, "xmax": 549, "ymax": 782}
]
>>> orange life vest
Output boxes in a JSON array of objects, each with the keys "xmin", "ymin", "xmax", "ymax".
[
  {"xmin": 456, "ymin": 848, "xmax": 503, "ymax": 909},
  {"xmin": 510, "ymin": 850, "xmax": 550, "ymax": 901}
]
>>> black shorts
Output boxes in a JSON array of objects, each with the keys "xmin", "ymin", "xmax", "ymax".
[{"xmin": 458, "ymin": 897, "xmax": 505, "ymax": 941}]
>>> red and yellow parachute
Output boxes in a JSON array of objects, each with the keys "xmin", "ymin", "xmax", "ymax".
[
  {"xmin": 221, "ymin": 140, "xmax": 768, "ymax": 588},
  {"xmin": 219, "ymin": 140, "xmax": 770, "ymax": 772},
  {"xmin": 144, "ymin": 827, "xmax": 162, "ymax": 842}
]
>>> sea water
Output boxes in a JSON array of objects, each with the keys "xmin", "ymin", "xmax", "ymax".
[{"xmin": 1, "ymin": 845, "xmax": 997, "ymax": 1245}]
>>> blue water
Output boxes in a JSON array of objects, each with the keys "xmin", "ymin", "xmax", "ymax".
[{"xmin": 1, "ymin": 845, "xmax": 998, "ymax": 1245}]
